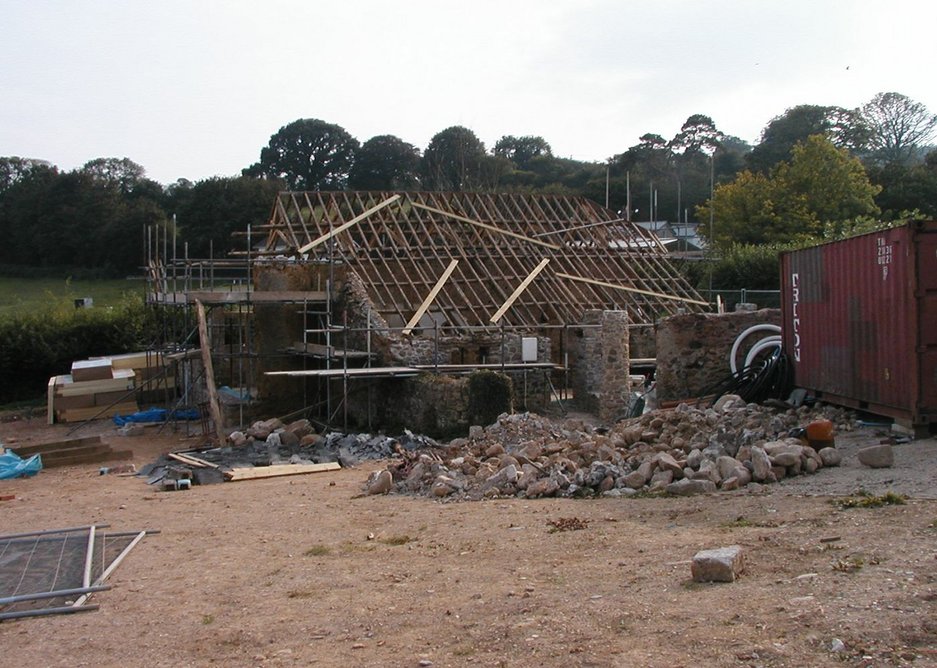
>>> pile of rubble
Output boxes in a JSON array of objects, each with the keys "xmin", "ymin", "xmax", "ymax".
[
  {"xmin": 367, "ymin": 396, "xmax": 853, "ymax": 500},
  {"xmin": 225, "ymin": 418, "xmax": 439, "ymax": 466},
  {"xmin": 140, "ymin": 418, "xmax": 440, "ymax": 484}
]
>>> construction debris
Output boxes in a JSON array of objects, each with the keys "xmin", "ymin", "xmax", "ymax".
[
  {"xmin": 139, "ymin": 418, "xmax": 440, "ymax": 485},
  {"xmin": 371, "ymin": 399, "xmax": 854, "ymax": 500}
]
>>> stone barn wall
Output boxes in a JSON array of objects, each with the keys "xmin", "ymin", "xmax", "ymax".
[
  {"xmin": 655, "ymin": 309, "xmax": 781, "ymax": 402},
  {"xmin": 568, "ymin": 310, "xmax": 633, "ymax": 421}
]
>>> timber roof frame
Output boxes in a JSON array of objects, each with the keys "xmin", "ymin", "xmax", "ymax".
[{"xmin": 251, "ymin": 191, "xmax": 707, "ymax": 332}]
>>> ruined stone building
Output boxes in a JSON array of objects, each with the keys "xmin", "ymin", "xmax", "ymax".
[{"xmin": 148, "ymin": 191, "xmax": 707, "ymax": 435}]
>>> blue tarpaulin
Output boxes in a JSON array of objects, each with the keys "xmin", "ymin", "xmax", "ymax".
[
  {"xmin": 0, "ymin": 450, "xmax": 42, "ymax": 480},
  {"xmin": 113, "ymin": 407, "xmax": 200, "ymax": 426}
]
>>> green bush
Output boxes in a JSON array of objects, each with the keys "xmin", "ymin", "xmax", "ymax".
[
  {"xmin": 466, "ymin": 370, "xmax": 513, "ymax": 427},
  {"xmin": 0, "ymin": 295, "xmax": 157, "ymax": 404}
]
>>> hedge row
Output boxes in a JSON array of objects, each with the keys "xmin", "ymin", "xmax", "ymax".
[{"xmin": 0, "ymin": 296, "xmax": 157, "ymax": 404}]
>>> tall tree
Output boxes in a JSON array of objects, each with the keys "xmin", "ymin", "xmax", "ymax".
[
  {"xmin": 348, "ymin": 135, "xmax": 421, "ymax": 190},
  {"xmin": 244, "ymin": 118, "xmax": 359, "ymax": 190},
  {"xmin": 868, "ymin": 150, "xmax": 937, "ymax": 219},
  {"xmin": 669, "ymin": 115, "xmax": 724, "ymax": 222},
  {"xmin": 493, "ymin": 135, "xmax": 553, "ymax": 170},
  {"xmin": 747, "ymin": 105, "xmax": 867, "ymax": 173},
  {"xmin": 171, "ymin": 176, "xmax": 285, "ymax": 257},
  {"xmin": 81, "ymin": 157, "xmax": 148, "ymax": 194},
  {"xmin": 861, "ymin": 92, "xmax": 937, "ymax": 166},
  {"xmin": 421, "ymin": 126, "xmax": 487, "ymax": 190},
  {"xmin": 0, "ymin": 157, "xmax": 56, "ymax": 193},
  {"xmin": 700, "ymin": 135, "xmax": 880, "ymax": 245}
]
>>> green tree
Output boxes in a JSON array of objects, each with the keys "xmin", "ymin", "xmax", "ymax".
[
  {"xmin": 493, "ymin": 135, "xmax": 552, "ymax": 170},
  {"xmin": 421, "ymin": 126, "xmax": 487, "ymax": 190},
  {"xmin": 0, "ymin": 157, "xmax": 56, "ymax": 193},
  {"xmin": 778, "ymin": 135, "xmax": 881, "ymax": 232},
  {"xmin": 868, "ymin": 150, "xmax": 937, "ymax": 219},
  {"xmin": 244, "ymin": 118, "xmax": 359, "ymax": 190},
  {"xmin": 81, "ymin": 157, "xmax": 147, "ymax": 194},
  {"xmin": 170, "ymin": 175, "xmax": 285, "ymax": 257},
  {"xmin": 747, "ymin": 105, "xmax": 868, "ymax": 173},
  {"xmin": 348, "ymin": 135, "xmax": 420, "ymax": 190},
  {"xmin": 700, "ymin": 135, "xmax": 880, "ymax": 245},
  {"xmin": 861, "ymin": 92, "xmax": 937, "ymax": 166}
]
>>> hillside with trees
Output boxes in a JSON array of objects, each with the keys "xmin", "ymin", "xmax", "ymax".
[{"xmin": 0, "ymin": 91, "xmax": 934, "ymax": 284}]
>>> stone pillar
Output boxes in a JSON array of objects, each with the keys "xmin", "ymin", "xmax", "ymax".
[{"xmin": 599, "ymin": 310, "xmax": 631, "ymax": 421}]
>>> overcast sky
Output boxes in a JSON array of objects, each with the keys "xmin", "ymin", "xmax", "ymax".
[{"xmin": 2, "ymin": 0, "xmax": 935, "ymax": 184}]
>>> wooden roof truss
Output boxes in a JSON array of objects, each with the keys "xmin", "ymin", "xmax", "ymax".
[{"xmin": 254, "ymin": 191, "xmax": 707, "ymax": 332}]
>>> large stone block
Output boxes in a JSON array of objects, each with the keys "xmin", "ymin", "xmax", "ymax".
[{"xmin": 691, "ymin": 545, "xmax": 745, "ymax": 583}]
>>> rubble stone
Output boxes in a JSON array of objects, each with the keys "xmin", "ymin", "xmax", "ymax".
[
  {"xmin": 667, "ymin": 478, "xmax": 717, "ymax": 496},
  {"xmin": 366, "ymin": 470, "xmax": 393, "ymax": 495},
  {"xmin": 356, "ymin": 402, "xmax": 854, "ymax": 501},
  {"xmin": 691, "ymin": 545, "xmax": 744, "ymax": 582},
  {"xmin": 857, "ymin": 444, "xmax": 894, "ymax": 468},
  {"xmin": 818, "ymin": 447, "xmax": 842, "ymax": 467},
  {"xmin": 751, "ymin": 446, "xmax": 772, "ymax": 482}
]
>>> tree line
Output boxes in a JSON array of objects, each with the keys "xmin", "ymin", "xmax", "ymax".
[{"xmin": 1, "ymin": 91, "xmax": 934, "ymax": 276}]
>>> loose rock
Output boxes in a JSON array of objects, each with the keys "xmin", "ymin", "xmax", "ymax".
[
  {"xmin": 857, "ymin": 444, "xmax": 894, "ymax": 468},
  {"xmin": 691, "ymin": 545, "xmax": 744, "ymax": 582}
]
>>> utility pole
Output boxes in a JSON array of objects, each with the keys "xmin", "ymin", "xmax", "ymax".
[{"xmin": 626, "ymin": 171, "xmax": 631, "ymax": 222}]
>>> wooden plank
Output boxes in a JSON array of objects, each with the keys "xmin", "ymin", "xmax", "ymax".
[
  {"xmin": 409, "ymin": 201, "xmax": 561, "ymax": 250},
  {"xmin": 288, "ymin": 342, "xmax": 373, "ymax": 359},
  {"xmin": 555, "ymin": 272, "xmax": 710, "ymax": 306},
  {"xmin": 92, "ymin": 351, "xmax": 163, "ymax": 369},
  {"xmin": 43, "ymin": 449, "xmax": 133, "ymax": 468},
  {"xmin": 489, "ymin": 258, "xmax": 551, "ymax": 323},
  {"xmin": 179, "ymin": 453, "xmax": 220, "ymax": 469},
  {"xmin": 297, "ymin": 194, "xmax": 402, "ymax": 254},
  {"xmin": 224, "ymin": 462, "xmax": 341, "ymax": 482},
  {"xmin": 264, "ymin": 366, "xmax": 420, "ymax": 378},
  {"xmin": 54, "ymin": 370, "xmax": 136, "ymax": 396},
  {"xmin": 56, "ymin": 403, "xmax": 139, "ymax": 423},
  {"xmin": 12, "ymin": 436, "xmax": 103, "ymax": 457},
  {"xmin": 412, "ymin": 363, "xmax": 558, "ymax": 371},
  {"xmin": 187, "ymin": 290, "xmax": 328, "ymax": 304},
  {"xmin": 168, "ymin": 452, "xmax": 207, "ymax": 468},
  {"xmin": 148, "ymin": 291, "xmax": 328, "ymax": 305},
  {"xmin": 71, "ymin": 359, "xmax": 113, "ymax": 382},
  {"xmin": 402, "ymin": 259, "xmax": 459, "ymax": 335},
  {"xmin": 169, "ymin": 452, "xmax": 220, "ymax": 469},
  {"xmin": 196, "ymin": 300, "xmax": 226, "ymax": 448}
]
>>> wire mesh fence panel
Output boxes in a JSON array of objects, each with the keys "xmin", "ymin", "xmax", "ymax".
[{"xmin": 0, "ymin": 527, "xmax": 137, "ymax": 617}]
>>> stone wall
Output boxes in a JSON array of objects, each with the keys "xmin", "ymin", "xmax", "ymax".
[
  {"xmin": 655, "ymin": 309, "xmax": 781, "ymax": 402},
  {"xmin": 568, "ymin": 311, "xmax": 602, "ymax": 412},
  {"xmin": 567, "ymin": 310, "xmax": 632, "ymax": 420},
  {"xmin": 598, "ymin": 311, "xmax": 631, "ymax": 421}
]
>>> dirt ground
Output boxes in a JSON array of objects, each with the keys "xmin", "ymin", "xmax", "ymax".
[{"xmin": 1, "ymin": 413, "xmax": 935, "ymax": 668}]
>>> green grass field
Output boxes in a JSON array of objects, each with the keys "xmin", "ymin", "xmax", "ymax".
[{"xmin": 0, "ymin": 277, "xmax": 144, "ymax": 317}]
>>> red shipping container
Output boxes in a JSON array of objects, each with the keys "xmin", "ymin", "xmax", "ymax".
[{"xmin": 780, "ymin": 221, "xmax": 937, "ymax": 430}]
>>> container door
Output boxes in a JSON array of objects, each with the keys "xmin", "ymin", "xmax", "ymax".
[{"xmin": 917, "ymin": 226, "xmax": 937, "ymax": 418}]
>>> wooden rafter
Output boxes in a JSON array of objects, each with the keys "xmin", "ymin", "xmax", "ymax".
[
  {"xmin": 257, "ymin": 191, "xmax": 708, "ymax": 331},
  {"xmin": 490, "ymin": 258, "xmax": 551, "ymax": 324},
  {"xmin": 402, "ymin": 259, "xmax": 459, "ymax": 335}
]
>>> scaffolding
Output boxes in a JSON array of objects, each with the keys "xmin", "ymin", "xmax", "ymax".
[{"xmin": 142, "ymin": 191, "xmax": 708, "ymax": 435}]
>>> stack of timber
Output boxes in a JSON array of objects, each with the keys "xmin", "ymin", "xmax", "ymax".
[
  {"xmin": 47, "ymin": 360, "xmax": 137, "ymax": 424},
  {"xmin": 12, "ymin": 436, "xmax": 132, "ymax": 468},
  {"xmin": 91, "ymin": 351, "xmax": 177, "ymax": 403}
]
